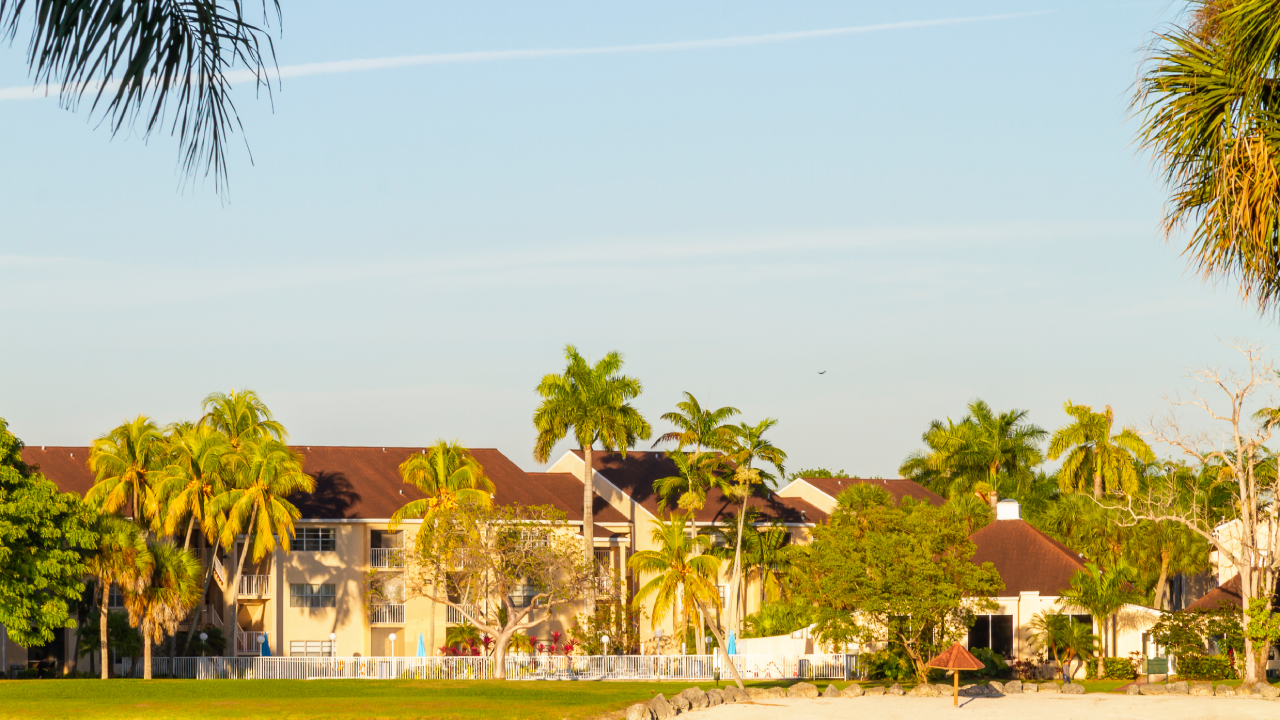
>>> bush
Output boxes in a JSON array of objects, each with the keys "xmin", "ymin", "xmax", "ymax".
[
  {"xmin": 1010, "ymin": 656, "xmax": 1044, "ymax": 681},
  {"xmin": 961, "ymin": 647, "xmax": 1009, "ymax": 680},
  {"xmin": 1174, "ymin": 653, "xmax": 1236, "ymax": 680},
  {"xmin": 861, "ymin": 648, "xmax": 915, "ymax": 682},
  {"xmin": 1085, "ymin": 656, "xmax": 1138, "ymax": 680}
]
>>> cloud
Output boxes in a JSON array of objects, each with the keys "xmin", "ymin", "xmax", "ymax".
[{"xmin": 0, "ymin": 11, "xmax": 1048, "ymax": 102}]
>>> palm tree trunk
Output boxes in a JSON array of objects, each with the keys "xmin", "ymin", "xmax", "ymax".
[
  {"xmin": 1093, "ymin": 465, "xmax": 1103, "ymax": 498},
  {"xmin": 1154, "ymin": 550, "xmax": 1171, "ymax": 610},
  {"xmin": 731, "ymin": 501, "xmax": 746, "ymax": 634},
  {"xmin": 1096, "ymin": 615, "xmax": 1105, "ymax": 680},
  {"xmin": 225, "ymin": 505, "xmax": 259, "ymax": 657},
  {"xmin": 100, "ymin": 582, "xmax": 110, "ymax": 679},
  {"xmin": 582, "ymin": 443, "xmax": 595, "ymax": 614},
  {"xmin": 143, "ymin": 627, "xmax": 152, "ymax": 680},
  {"xmin": 182, "ymin": 542, "xmax": 215, "ymax": 657}
]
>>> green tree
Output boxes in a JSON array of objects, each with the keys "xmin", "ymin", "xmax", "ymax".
[
  {"xmin": 628, "ymin": 513, "xmax": 722, "ymax": 655},
  {"xmin": 798, "ymin": 486, "xmax": 1003, "ymax": 682},
  {"xmin": 744, "ymin": 521, "xmax": 802, "ymax": 607},
  {"xmin": 790, "ymin": 468, "xmax": 849, "ymax": 479},
  {"xmin": 722, "ymin": 419, "xmax": 787, "ymax": 633},
  {"xmin": 0, "ymin": 417, "xmax": 33, "ymax": 476},
  {"xmin": 83, "ymin": 515, "xmax": 151, "ymax": 678},
  {"xmin": 199, "ymin": 389, "xmax": 287, "ymax": 449},
  {"xmin": 1058, "ymin": 563, "xmax": 1141, "ymax": 680},
  {"xmin": 124, "ymin": 540, "xmax": 202, "ymax": 679},
  {"xmin": 1047, "ymin": 402, "xmax": 1155, "ymax": 498},
  {"xmin": 88, "ymin": 415, "xmax": 165, "ymax": 522},
  {"xmin": 533, "ymin": 345, "xmax": 651, "ymax": 588},
  {"xmin": 653, "ymin": 392, "xmax": 740, "ymax": 456},
  {"xmin": 899, "ymin": 400, "xmax": 1046, "ymax": 499},
  {"xmin": 1028, "ymin": 612, "xmax": 1097, "ymax": 683},
  {"xmin": 0, "ymin": 466, "xmax": 99, "ymax": 648}
]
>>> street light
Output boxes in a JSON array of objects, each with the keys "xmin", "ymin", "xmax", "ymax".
[
  {"xmin": 199, "ymin": 633, "xmax": 208, "ymax": 658},
  {"xmin": 601, "ymin": 635, "xmax": 610, "ymax": 657},
  {"xmin": 329, "ymin": 632, "xmax": 336, "ymax": 659},
  {"xmin": 389, "ymin": 633, "xmax": 397, "ymax": 658}
]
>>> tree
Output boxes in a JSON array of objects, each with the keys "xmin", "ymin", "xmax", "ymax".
[
  {"xmin": 0, "ymin": 0, "xmax": 282, "ymax": 193},
  {"xmin": 798, "ymin": 486, "xmax": 1003, "ymax": 682},
  {"xmin": 1047, "ymin": 402, "xmax": 1155, "ymax": 498},
  {"xmin": 1135, "ymin": 0, "xmax": 1280, "ymax": 314},
  {"xmin": 899, "ymin": 400, "xmax": 1046, "ymax": 499},
  {"xmin": 1116, "ymin": 342, "xmax": 1280, "ymax": 682},
  {"xmin": 0, "ymin": 417, "xmax": 33, "ymax": 476},
  {"xmin": 210, "ymin": 439, "xmax": 312, "ymax": 655},
  {"xmin": 655, "ymin": 450, "xmax": 725, "ymax": 516},
  {"xmin": 1058, "ymin": 563, "xmax": 1141, "ymax": 680},
  {"xmin": 723, "ymin": 419, "xmax": 787, "ymax": 633},
  {"xmin": 744, "ymin": 521, "xmax": 801, "ymax": 607},
  {"xmin": 199, "ymin": 389, "xmax": 287, "ymax": 449},
  {"xmin": 153, "ymin": 423, "xmax": 233, "ymax": 549},
  {"xmin": 402, "ymin": 499, "xmax": 591, "ymax": 679},
  {"xmin": 0, "ymin": 466, "xmax": 98, "ymax": 648},
  {"xmin": 83, "ymin": 515, "xmax": 150, "ymax": 678},
  {"xmin": 791, "ymin": 468, "xmax": 849, "ymax": 479},
  {"xmin": 533, "ymin": 344, "xmax": 651, "ymax": 597},
  {"xmin": 88, "ymin": 415, "xmax": 165, "ymax": 522},
  {"xmin": 653, "ymin": 392, "xmax": 740, "ymax": 456},
  {"xmin": 627, "ymin": 513, "xmax": 722, "ymax": 656},
  {"xmin": 123, "ymin": 540, "xmax": 202, "ymax": 679},
  {"xmin": 1028, "ymin": 612, "xmax": 1096, "ymax": 683},
  {"xmin": 390, "ymin": 440, "xmax": 494, "ymax": 656}
]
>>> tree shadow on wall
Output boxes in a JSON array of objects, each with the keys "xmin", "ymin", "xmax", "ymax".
[{"xmin": 292, "ymin": 472, "xmax": 361, "ymax": 520}]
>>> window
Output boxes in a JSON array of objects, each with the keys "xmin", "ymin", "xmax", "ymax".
[
  {"xmin": 297, "ymin": 528, "xmax": 335, "ymax": 552},
  {"xmin": 717, "ymin": 585, "xmax": 727, "ymax": 607},
  {"xmin": 967, "ymin": 614, "xmax": 1014, "ymax": 657},
  {"xmin": 290, "ymin": 640, "xmax": 333, "ymax": 657},
  {"xmin": 290, "ymin": 584, "xmax": 336, "ymax": 608},
  {"xmin": 108, "ymin": 586, "xmax": 124, "ymax": 609},
  {"xmin": 509, "ymin": 584, "xmax": 537, "ymax": 608}
]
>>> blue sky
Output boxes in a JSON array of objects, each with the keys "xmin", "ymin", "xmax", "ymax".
[{"xmin": 1, "ymin": 0, "xmax": 1274, "ymax": 475}]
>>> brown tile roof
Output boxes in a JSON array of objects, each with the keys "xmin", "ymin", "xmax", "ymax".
[
  {"xmin": 968, "ymin": 519, "xmax": 1085, "ymax": 596},
  {"xmin": 525, "ymin": 472, "xmax": 629, "ymax": 524},
  {"xmin": 573, "ymin": 450, "xmax": 827, "ymax": 525},
  {"xmin": 19, "ymin": 446, "xmax": 95, "ymax": 496},
  {"xmin": 801, "ymin": 476, "xmax": 945, "ymax": 507},
  {"xmin": 1185, "ymin": 575, "xmax": 1241, "ymax": 612}
]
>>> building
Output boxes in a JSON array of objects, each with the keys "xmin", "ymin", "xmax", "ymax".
[{"xmin": 776, "ymin": 475, "xmax": 945, "ymax": 512}]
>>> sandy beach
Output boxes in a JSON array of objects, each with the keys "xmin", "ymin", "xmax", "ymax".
[{"xmin": 689, "ymin": 693, "xmax": 1280, "ymax": 720}]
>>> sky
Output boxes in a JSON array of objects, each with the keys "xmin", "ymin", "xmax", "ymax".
[{"xmin": 1, "ymin": 0, "xmax": 1277, "ymax": 475}]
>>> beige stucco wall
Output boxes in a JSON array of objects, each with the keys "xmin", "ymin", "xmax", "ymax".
[{"xmin": 969, "ymin": 594, "xmax": 1160, "ymax": 668}]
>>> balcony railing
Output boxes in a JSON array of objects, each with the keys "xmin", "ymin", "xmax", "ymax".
[
  {"xmin": 446, "ymin": 605, "xmax": 481, "ymax": 624},
  {"xmin": 238, "ymin": 575, "xmax": 271, "ymax": 596},
  {"xmin": 369, "ymin": 604, "xmax": 405, "ymax": 625},
  {"xmin": 369, "ymin": 547, "xmax": 404, "ymax": 569},
  {"xmin": 235, "ymin": 630, "xmax": 272, "ymax": 656}
]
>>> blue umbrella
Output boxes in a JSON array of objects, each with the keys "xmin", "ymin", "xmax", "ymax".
[
  {"xmin": 726, "ymin": 630, "xmax": 737, "ymax": 655},
  {"xmin": 260, "ymin": 635, "xmax": 271, "ymax": 656},
  {"xmin": 417, "ymin": 633, "xmax": 426, "ymax": 658}
]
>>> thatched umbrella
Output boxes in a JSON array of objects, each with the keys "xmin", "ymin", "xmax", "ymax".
[{"xmin": 926, "ymin": 643, "xmax": 986, "ymax": 707}]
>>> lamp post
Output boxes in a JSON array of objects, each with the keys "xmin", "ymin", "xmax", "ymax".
[
  {"xmin": 601, "ymin": 635, "xmax": 610, "ymax": 657},
  {"xmin": 329, "ymin": 632, "xmax": 336, "ymax": 659},
  {"xmin": 389, "ymin": 633, "xmax": 397, "ymax": 658},
  {"xmin": 199, "ymin": 632, "xmax": 208, "ymax": 658}
]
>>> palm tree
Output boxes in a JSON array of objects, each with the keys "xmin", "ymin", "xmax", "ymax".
[
  {"xmin": 745, "ymin": 522, "xmax": 800, "ymax": 608},
  {"xmin": 899, "ymin": 400, "xmax": 1046, "ymax": 499},
  {"xmin": 533, "ymin": 345, "xmax": 652, "ymax": 584},
  {"xmin": 655, "ymin": 450, "xmax": 725, "ymax": 515},
  {"xmin": 1058, "ymin": 563, "xmax": 1141, "ymax": 680},
  {"xmin": 1135, "ymin": 1, "xmax": 1280, "ymax": 314},
  {"xmin": 124, "ymin": 540, "xmax": 202, "ymax": 679},
  {"xmin": 83, "ymin": 516, "xmax": 151, "ymax": 679},
  {"xmin": 723, "ymin": 419, "xmax": 786, "ymax": 633},
  {"xmin": 1047, "ymin": 402, "xmax": 1155, "ymax": 498},
  {"xmin": 390, "ymin": 440, "xmax": 494, "ymax": 656},
  {"xmin": 628, "ymin": 513, "xmax": 721, "ymax": 655},
  {"xmin": 653, "ymin": 392, "xmax": 740, "ymax": 456},
  {"xmin": 211, "ymin": 439, "xmax": 313, "ymax": 655},
  {"xmin": 199, "ymin": 389, "xmax": 287, "ymax": 449},
  {"xmin": 87, "ymin": 415, "xmax": 165, "ymax": 522},
  {"xmin": 1028, "ymin": 612, "xmax": 1097, "ymax": 683},
  {"xmin": 704, "ymin": 514, "xmax": 761, "ymax": 630}
]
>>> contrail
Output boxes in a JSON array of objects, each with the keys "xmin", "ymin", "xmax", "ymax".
[{"xmin": 0, "ymin": 11, "xmax": 1046, "ymax": 102}]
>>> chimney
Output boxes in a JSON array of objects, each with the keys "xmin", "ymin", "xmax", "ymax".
[{"xmin": 996, "ymin": 499, "xmax": 1021, "ymax": 521}]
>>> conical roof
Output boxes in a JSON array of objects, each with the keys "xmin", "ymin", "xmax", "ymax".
[{"xmin": 926, "ymin": 642, "xmax": 985, "ymax": 670}]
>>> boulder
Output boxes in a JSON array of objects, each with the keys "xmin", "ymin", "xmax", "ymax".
[
  {"xmin": 626, "ymin": 703, "xmax": 653, "ymax": 720},
  {"xmin": 788, "ymin": 682, "xmax": 820, "ymax": 699},
  {"xmin": 844, "ymin": 683, "xmax": 865, "ymax": 697},
  {"xmin": 1062, "ymin": 683, "xmax": 1085, "ymax": 695},
  {"xmin": 1189, "ymin": 682, "xmax": 1214, "ymax": 697},
  {"xmin": 725, "ymin": 686, "xmax": 750, "ymax": 703},
  {"xmin": 1168, "ymin": 680, "xmax": 1189, "ymax": 695},
  {"xmin": 1139, "ymin": 684, "xmax": 1168, "ymax": 696},
  {"xmin": 1216, "ymin": 684, "xmax": 1236, "ymax": 697},
  {"xmin": 864, "ymin": 686, "xmax": 886, "ymax": 696},
  {"xmin": 649, "ymin": 694, "xmax": 676, "ymax": 720},
  {"xmin": 823, "ymin": 684, "xmax": 841, "ymax": 698},
  {"xmin": 1023, "ymin": 682, "xmax": 1038, "ymax": 693},
  {"xmin": 1257, "ymin": 683, "xmax": 1280, "ymax": 699},
  {"xmin": 681, "ymin": 688, "xmax": 709, "ymax": 709},
  {"xmin": 934, "ymin": 684, "xmax": 955, "ymax": 695},
  {"xmin": 744, "ymin": 688, "xmax": 768, "ymax": 700},
  {"xmin": 887, "ymin": 683, "xmax": 905, "ymax": 696},
  {"xmin": 1126, "ymin": 684, "xmax": 1140, "ymax": 695},
  {"xmin": 959, "ymin": 684, "xmax": 1001, "ymax": 698},
  {"xmin": 1039, "ymin": 683, "xmax": 1061, "ymax": 694},
  {"xmin": 769, "ymin": 687, "xmax": 790, "ymax": 699},
  {"xmin": 705, "ymin": 689, "xmax": 724, "ymax": 706},
  {"xmin": 1003, "ymin": 680, "xmax": 1022, "ymax": 694},
  {"xmin": 908, "ymin": 683, "xmax": 940, "ymax": 697},
  {"xmin": 988, "ymin": 681, "xmax": 1005, "ymax": 694},
  {"xmin": 670, "ymin": 692, "xmax": 692, "ymax": 712}
]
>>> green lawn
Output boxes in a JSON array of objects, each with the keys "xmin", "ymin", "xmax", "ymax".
[{"xmin": 0, "ymin": 679, "xmax": 796, "ymax": 720}]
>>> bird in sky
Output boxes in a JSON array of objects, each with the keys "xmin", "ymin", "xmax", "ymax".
[{"xmin": 818, "ymin": 371, "xmax": 826, "ymax": 375}]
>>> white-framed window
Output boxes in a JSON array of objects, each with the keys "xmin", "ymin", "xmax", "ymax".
[
  {"xmin": 290, "ymin": 640, "xmax": 334, "ymax": 657},
  {"xmin": 297, "ymin": 528, "xmax": 336, "ymax": 552},
  {"xmin": 108, "ymin": 586, "xmax": 124, "ymax": 608},
  {"xmin": 509, "ymin": 584, "xmax": 538, "ymax": 608},
  {"xmin": 290, "ymin": 583, "xmax": 336, "ymax": 608},
  {"xmin": 717, "ymin": 585, "xmax": 727, "ymax": 607}
]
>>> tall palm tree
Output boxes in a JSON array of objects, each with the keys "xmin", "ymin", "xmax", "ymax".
[
  {"xmin": 1047, "ymin": 402, "xmax": 1155, "ymax": 498},
  {"xmin": 390, "ymin": 440, "xmax": 494, "ymax": 656},
  {"xmin": 124, "ymin": 541, "xmax": 202, "ymax": 679},
  {"xmin": 653, "ymin": 392, "xmax": 740, "ymax": 456},
  {"xmin": 199, "ymin": 389, "xmax": 287, "ymax": 449},
  {"xmin": 744, "ymin": 522, "xmax": 799, "ymax": 608},
  {"xmin": 87, "ymin": 415, "xmax": 165, "ymax": 522},
  {"xmin": 628, "ymin": 513, "xmax": 721, "ymax": 655},
  {"xmin": 533, "ymin": 345, "xmax": 652, "ymax": 582},
  {"xmin": 1058, "ymin": 563, "xmax": 1141, "ymax": 680},
  {"xmin": 899, "ymin": 400, "xmax": 1046, "ymax": 499},
  {"xmin": 211, "ymin": 439, "xmax": 313, "ymax": 655},
  {"xmin": 1028, "ymin": 612, "xmax": 1097, "ymax": 683},
  {"xmin": 722, "ymin": 419, "xmax": 786, "ymax": 633},
  {"xmin": 655, "ymin": 450, "xmax": 726, "ymax": 515},
  {"xmin": 83, "ymin": 516, "xmax": 151, "ymax": 679},
  {"xmin": 1135, "ymin": 0, "xmax": 1280, "ymax": 314}
]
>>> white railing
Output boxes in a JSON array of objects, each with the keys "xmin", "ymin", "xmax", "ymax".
[
  {"xmin": 212, "ymin": 554, "xmax": 226, "ymax": 587},
  {"xmin": 369, "ymin": 547, "xmax": 404, "ymax": 569},
  {"xmin": 149, "ymin": 656, "xmax": 496, "ymax": 680},
  {"xmin": 238, "ymin": 575, "xmax": 271, "ymax": 595},
  {"xmin": 446, "ymin": 605, "xmax": 481, "ymax": 624},
  {"xmin": 369, "ymin": 604, "xmax": 405, "ymax": 625},
  {"xmin": 719, "ymin": 653, "xmax": 847, "ymax": 680},
  {"xmin": 235, "ymin": 631, "xmax": 272, "ymax": 656}
]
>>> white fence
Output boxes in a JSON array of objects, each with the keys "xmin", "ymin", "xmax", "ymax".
[
  {"xmin": 143, "ymin": 654, "xmax": 850, "ymax": 681},
  {"xmin": 369, "ymin": 604, "xmax": 406, "ymax": 625},
  {"xmin": 369, "ymin": 548, "xmax": 404, "ymax": 569}
]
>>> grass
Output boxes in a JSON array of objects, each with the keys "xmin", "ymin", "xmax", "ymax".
[{"xmin": 0, "ymin": 678, "xmax": 797, "ymax": 720}]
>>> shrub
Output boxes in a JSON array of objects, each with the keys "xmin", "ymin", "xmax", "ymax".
[
  {"xmin": 861, "ymin": 648, "xmax": 915, "ymax": 682},
  {"xmin": 1085, "ymin": 656, "xmax": 1138, "ymax": 680},
  {"xmin": 961, "ymin": 647, "xmax": 1009, "ymax": 680},
  {"xmin": 1174, "ymin": 653, "xmax": 1236, "ymax": 680},
  {"xmin": 1010, "ymin": 656, "xmax": 1044, "ymax": 681}
]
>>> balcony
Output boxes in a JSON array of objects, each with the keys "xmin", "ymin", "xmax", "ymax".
[
  {"xmin": 369, "ymin": 547, "xmax": 404, "ymax": 569},
  {"xmin": 238, "ymin": 575, "xmax": 271, "ymax": 596},
  {"xmin": 369, "ymin": 604, "xmax": 405, "ymax": 625},
  {"xmin": 235, "ymin": 630, "xmax": 271, "ymax": 655},
  {"xmin": 446, "ymin": 605, "xmax": 480, "ymax": 624}
]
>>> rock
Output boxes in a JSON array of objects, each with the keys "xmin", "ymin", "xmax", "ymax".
[
  {"xmin": 1062, "ymin": 683, "xmax": 1085, "ymax": 695},
  {"xmin": 670, "ymin": 692, "xmax": 691, "ymax": 712},
  {"xmin": 649, "ymin": 695, "xmax": 676, "ymax": 720},
  {"xmin": 823, "ymin": 684, "xmax": 841, "ymax": 698},
  {"xmin": 768, "ymin": 687, "xmax": 790, "ymax": 699},
  {"xmin": 1257, "ymin": 683, "xmax": 1280, "ymax": 699},
  {"xmin": 887, "ymin": 683, "xmax": 905, "ymax": 696},
  {"xmin": 627, "ymin": 703, "xmax": 654, "ymax": 720},
  {"xmin": 1003, "ymin": 680, "xmax": 1023, "ymax": 694},
  {"xmin": 988, "ymin": 681, "xmax": 1005, "ymax": 694},
  {"xmin": 1023, "ymin": 682, "xmax": 1038, "ymax": 693},
  {"xmin": 844, "ymin": 683, "xmax": 864, "ymax": 697},
  {"xmin": 1189, "ymin": 682, "xmax": 1214, "ymax": 697},
  {"xmin": 864, "ymin": 686, "xmax": 886, "ymax": 697},
  {"xmin": 705, "ymin": 689, "xmax": 724, "ymax": 706},
  {"xmin": 1039, "ymin": 683, "xmax": 1061, "ymax": 694},
  {"xmin": 788, "ymin": 682, "xmax": 820, "ymax": 699},
  {"xmin": 1168, "ymin": 681, "xmax": 1189, "ymax": 695},
  {"xmin": 1216, "ymin": 684, "xmax": 1236, "ymax": 697},
  {"xmin": 1126, "ymin": 684, "xmax": 1140, "ymax": 695},
  {"xmin": 682, "ymin": 687, "xmax": 709, "ymax": 709},
  {"xmin": 744, "ymin": 687, "xmax": 768, "ymax": 700},
  {"xmin": 908, "ymin": 683, "xmax": 939, "ymax": 697},
  {"xmin": 1139, "ymin": 684, "xmax": 1168, "ymax": 696},
  {"xmin": 725, "ymin": 686, "xmax": 749, "ymax": 703},
  {"xmin": 934, "ymin": 683, "xmax": 954, "ymax": 695}
]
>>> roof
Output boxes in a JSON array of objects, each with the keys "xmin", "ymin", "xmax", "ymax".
[
  {"xmin": 573, "ymin": 450, "xmax": 827, "ymax": 525},
  {"xmin": 927, "ymin": 642, "xmax": 985, "ymax": 670},
  {"xmin": 19, "ymin": 446, "xmax": 95, "ymax": 496},
  {"xmin": 968, "ymin": 519, "xmax": 1085, "ymax": 596},
  {"xmin": 525, "ymin": 472, "xmax": 629, "ymax": 524},
  {"xmin": 800, "ymin": 476, "xmax": 945, "ymax": 507},
  {"xmin": 1185, "ymin": 574, "xmax": 1242, "ymax": 612}
]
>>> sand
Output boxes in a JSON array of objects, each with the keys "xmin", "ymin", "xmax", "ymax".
[{"xmin": 691, "ymin": 693, "xmax": 1280, "ymax": 720}]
